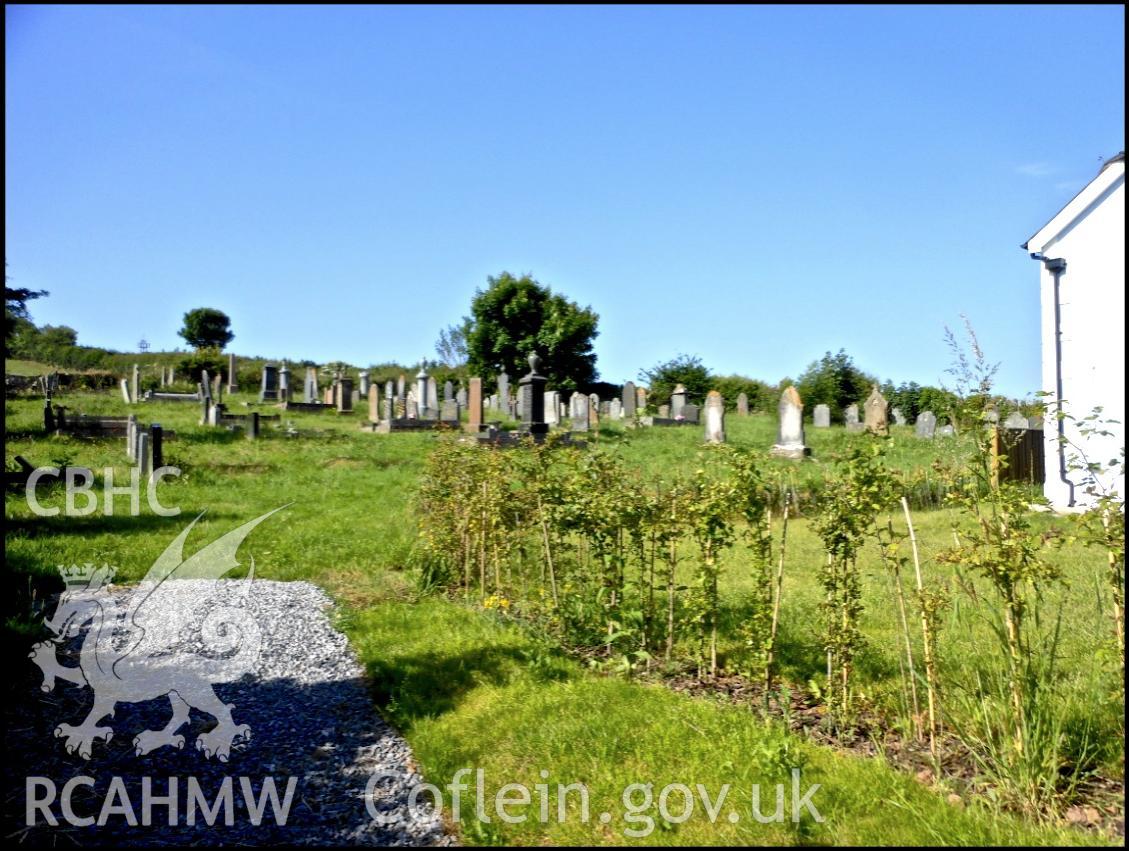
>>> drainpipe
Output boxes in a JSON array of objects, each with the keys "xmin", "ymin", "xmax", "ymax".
[{"xmin": 1029, "ymin": 252, "xmax": 1075, "ymax": 507}]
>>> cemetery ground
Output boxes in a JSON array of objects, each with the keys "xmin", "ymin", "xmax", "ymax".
[{"xmin": 3, "ymin": 390, "xmax": 1123, "ymax": 846}]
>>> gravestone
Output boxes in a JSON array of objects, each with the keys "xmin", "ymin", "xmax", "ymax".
[
  {"xmin": 137, "ymin": 432, "xmax": 151, "ymax": 479},
  {"xmin": 845, "ymin": 403, "xmax": 863, "ymax": 432},
  {"xmin": 1004, "ymin": 412, "xmax": 1029, "ymax": 429},
  {"xmin": 359, "ymin": 370, "xmax": 370, "ymax": 397},
  {"xmin": 891, "ymin": 407, "xmax": 906, "ymax": 426},
  {"xmin": 467, "ymin": 377, "xmax": 483, "ymax": 433},
  {"xmin": 383, "ymin": 395, "xmax": 394, "ymax": 422},
  {"xmin": 658, "ymin": 404, "xmax": 670, "ymax": 418},
  {"xmin": 337, "ymin": 379, "xmax": 354, "ymax": 413},
  {"xmin": 456, "ymin": 386, "xmax": 467, "ymax": 408},
  {"xmin": 121, "ymin": 379, "xmax": 132, "ymax": 405},
  {"xmin": 368, "ymin": 386, "xmax": 380, "ymax": 422},
  {"xmin": 126, "ymin": 415, "xmax": 138, "ymax": 460},
  {"xmin": 201, "ymin": 370, "xmax": 212, "ymax": 402},
  {"xmin": 305, "ymin": 368, "xmax": 319, "ymax": 403},
  {"xmin": 544, "ymin": 391, "xmax": 561, "ymax": 426},
  {"xmin": 228, "ymin": 354, "xmax": 238, "ymax": 392},
  {"xmin": 396, "ymin": 374, "xmax": 406, "ymax": 402},
  {"xmin": 131, "ymin": 365, "xmax": 140, "ymax": 406},
  {"xmin": 213, "ymin": 373, "xmax": 223, "ymax": 402},
  {"xmin": 440, "ymin": 399, "xmax": 459, "ymax": 423},
  {"xmin": 406, "ymin": 390, "xmax": 419, "ymax": 418},
  {"xmin": 864, "ymin": 385, "xmax": 888, "ymax": 435},
  {"xmin": 324, "ymin": 387, "xmax": 334, "ymax": 405},
  {"xmin": 488, "ymin": 394, "xmax": 498, "ymax": 412},
  {"xmin": 671, "ymin": 384, "xmax": 687, "ymax": 418},
  {"xmin": 427, "ymin": 377, "xmax": 438, "ymax": 416},
  {"xmin": 385, "ymin": 380, "xmax": 395, "ymax": 405},
  {"xmin": 736, "ymin": 393, "xmax": 749, "ymax": 416},
  {"xmin": 770, "ymin": 386, "xmax": 810, "ymax": 459},
  {"xmin": 589, "ymin": 393, "xmax": 600, "ymax": 429},
  {"xmin": 415, "ymin": 367, "xmax": 429, "ymax": 415},
  {"xmin": 609, "ymin": 399, "xmax": 622, "ymax": 420},
  {"xmin": 279, "ymin": 365, "xmax": 290, "ymax": 402},
  {"xmin": 444, "ymin": 381, "xmax": 454, "ymax": 403},
  {"xmin": 149, "ymin": 424, "xmax": 164, "ymax": 474},
  {"xmin": 518, "ymin": 354, "xmax": 548, "ymax": 437},
  {"xmin": 681, "ymin": 403, "xmax": 700, "ymax": 424},
  {"xmin": 704, "ymin": 391, "xmax": 726, "ymax": 444},
  {"xmin": 600, "ymin": 401, "xmax": 611, "ymax": 416},
  {"xmin": 813, "ymin": 404, "xmax": 831, "ymax": 428},
  {"xmin": 937, "ymin": 424, "xmax": 955, "ymax": 437},
  {"xmin": 622, "ymin": 381, "xmax": 636, "ymax": 418},
  {"xmin": 915, "ymin": 411, "xmax": 937, "ymax": 439},
  {"xmin": 570, "ymin": 392, "xmax": 589, "ymax": 432},
  {"xmin": 497, "ymin": 372, "xmax": 510, "ymax": 410},
  {"xmin": 260, "ymin": 364, "xmax": 279, "ymax": 402},
  {"xmin": 636, "ymin": 386, "xmax": 647, "ymax": 412}
]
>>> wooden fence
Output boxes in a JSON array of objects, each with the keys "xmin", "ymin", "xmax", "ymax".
[{"xmin": 991, "ymin": 426, "xmax": 1045, "ymax": 486}]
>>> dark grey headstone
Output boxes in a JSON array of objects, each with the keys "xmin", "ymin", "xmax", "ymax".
[
  {"xmin": 622, "ymin": 381, "xmax": 636, "ymax": 418},
  {"xmin": 915, "ymin": 411, "xmax": 937, "ymax": 439},
  {"xmin": 259, "ymin": 364, "xmax": 279, "ymax": 402}
]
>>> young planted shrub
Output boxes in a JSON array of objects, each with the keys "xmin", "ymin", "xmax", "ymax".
[{"xmin": 811, "ymin": 440, "xmax": 897, "ymax": 720}]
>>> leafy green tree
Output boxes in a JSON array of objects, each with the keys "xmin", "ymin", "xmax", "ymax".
[
  {"xmin": 795, "ymin": 349, "xmax": 876, "ymax": 423},
  {"xmin": 710, "ymin": 374, "xmax": 775, "ymax": 413},
  {"xmin": 5, "ymin": 262, "xmax": 49, "ymax": 357},
  {"xmin": 178, "ymin": 307, "xmax": 234, "ymax": 351},
  {"xmin": 638, "ymin": 354, "xmax": 711, "ymax": 410},
  {"xmin": 465, "ymin": 272, "xmax": 599, "ymax": 393}
]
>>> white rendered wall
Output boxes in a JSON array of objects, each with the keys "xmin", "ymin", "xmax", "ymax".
[{"xmin": 1034, "ymin": 172, "xmax": 1125, "ymax": 509}]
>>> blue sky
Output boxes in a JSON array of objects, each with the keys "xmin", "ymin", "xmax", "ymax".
[{"xmin": 6, "ymin": 5, "xmax": 1124, "ymax": 397}]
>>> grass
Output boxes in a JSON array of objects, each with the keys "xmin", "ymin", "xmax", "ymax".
[{"xmin": 4, "ymin": 391, "xmax": 1121, "ymax": 845}]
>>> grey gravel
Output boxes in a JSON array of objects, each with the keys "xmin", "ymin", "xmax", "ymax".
[{"xmin": 3, "ymin": 579, "xmax": 456, "ymax": 846}]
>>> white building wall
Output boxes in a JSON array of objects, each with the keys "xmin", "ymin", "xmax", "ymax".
[{"xmin": 1033, "ymin": 172, "xmax": 1125, "ymax": 509}]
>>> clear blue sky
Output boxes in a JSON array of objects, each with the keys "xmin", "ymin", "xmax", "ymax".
[{"xmin": 6, "ymin": 5, "xmax": 1124, "ymax": 398}]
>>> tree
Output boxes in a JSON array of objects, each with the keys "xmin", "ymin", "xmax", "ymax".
[
  {"xmin": 711, "ymin": 374, "xmax": 776, "ymax": 414},
  {"xmin": 5, "ymin": 262, "xmax": 49, "ymax": 357},
  {"xmin": 638, "ymin": 354, "xmax": 712, "ymax": 409},
  {"xmin": 178, "ymin": 307, "xmax": 234, "ymax": 351},
  {"xmin": 464, "ymin": 272, "xmax": 599, "ymax": 393},
  {"xmin": 795, "ymin": 349, "xmax": 876, "ymax": 423},
  {"xmin": 435, "ymin": 318, "xmax": 470, "ymax": 367}
]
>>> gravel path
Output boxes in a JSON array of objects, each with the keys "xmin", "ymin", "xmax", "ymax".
[{"xmin": 3, "ymin": 580, "xmax": 455, "ymax": 846}]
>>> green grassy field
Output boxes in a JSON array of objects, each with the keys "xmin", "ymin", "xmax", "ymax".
[{"xmin": 4, "ymin": 391, "xmax": 1121, "ymax": 845}]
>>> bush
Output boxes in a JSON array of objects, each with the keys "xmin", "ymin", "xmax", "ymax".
[
  {"xmin": 638, "ymin": 354, "xmax": 712, "ymax": 410},
  {"xmin": 710, "ymin": 375, "xmax": 776, "ymax": 413},
  {"xmin": 177, "ymin": 347, "xmax": 226, "ymax": 386}
]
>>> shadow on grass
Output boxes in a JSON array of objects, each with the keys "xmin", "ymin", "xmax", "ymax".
[
  {"xmin": 5, "ymin": 511, "xmax": 243, "ymax": 540},
  {"xmin": 363, "ymin": 643, "xmax": 572, "ymax": 730}
]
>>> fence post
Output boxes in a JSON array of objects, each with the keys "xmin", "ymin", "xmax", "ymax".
[{"xmin": 989, "ymin": 425, "xmax": 1001, "ymax": 488}]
